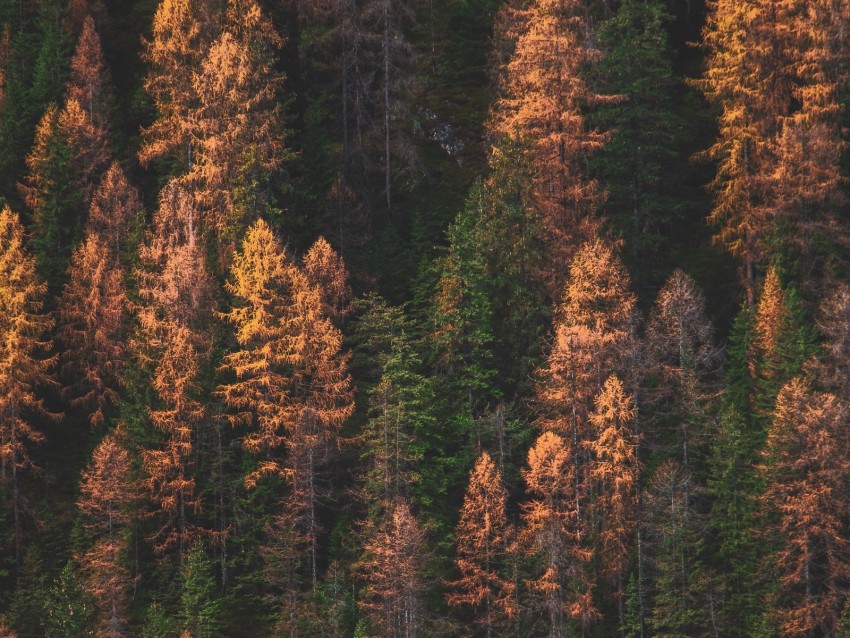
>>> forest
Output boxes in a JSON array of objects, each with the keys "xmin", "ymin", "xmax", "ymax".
[{"xmin": 0, "ymin": 0, "xmax": 848, "ymax": 636}]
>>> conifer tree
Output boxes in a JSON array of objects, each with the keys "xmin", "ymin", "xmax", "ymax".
[
  {"xmin": 66, "ymin": 14, "xmax": 111, "ymax": 128},
  {"xmin": 587, "ymin": 375, "xmax": 638, "ymax": 596},
  {"xmin": 447, "ymin": 452, "xmax": 515, "ymax": 637},
  {"xmin": 645, "ymin": 269, "xmax": 722, "ymax": 473},
  {"xmin": 490, "ymin": 0, "xmax": 606, "ymax": 282},
  {"xmin": 0, "ymin": 206, "xmax": 56, "ymax": 579},
  {"xmin": 302, "ymin": 236, "xmax": 352, "ymax": 324},
  {"xmin": 217, "ymin": 218, "xmax": 296, "ymax": 486},
  {"xmin": 136, "ymin": 184, "xmax": 213, "ymax": 556},
  {"xmin": 76, "ymin": 430, "xmax": 137, "ymax": 638},
  {"xmin": 43, "ymin": 560, "xmax": 95, "ymax": 638},
  {"xmin": 761, "ymin": 378, "xmax": 850, "ymax": 638},
  {"xmin": 521, "ymin": 431, "xmax": 596, "ymax": 636},
  {"xmin": 57, "ymin": 232, "xmax": 126, "ymax": 427},
  {"xmin": 357, "ymin": 499, "xmax": 426, "ymax": 638},
  {"xmin": 537, "ymin": 238, "xmax": 637, "ymax": 442},
  {"xmin": 593, "ymin": 0, "xmax": 686, "ymax": 280},
  {"xmin": 86, "ymin": 162, "xmax": 144, "ymax": 261},
  {"xmin": 178, "ymin": 542, "xmax": 222, "ymax": 638}
]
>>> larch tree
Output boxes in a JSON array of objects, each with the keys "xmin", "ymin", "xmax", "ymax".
[
  {"xmin": 645, "ymin": 269, "xmax": 722, "ymax": 475},
  {"xmin": 536, "ymin": 238, "xmax": 637, "ymax": 462},
  {"xmin": 587, "ymin": 375, "xmax": 638, "ymax": 599},
  {"xmin": 217, "ymin": 218, "xmax": 296, "ymax": 487},
  {"xmin": 521, "ymin": 431, "xmax": 596, "ymax": 637},
  {"xmin": 219, "ymin": 218, "xmax": 353, "ymax": 590},
  {"xmin": 188, "ymin": 0, "xmax": 285, "ymax": 249},
  {"xmin": 302, "ymin": 236, "xmax": 352, "ymax": 324},
  {"xmin": 66, "ymin": 14, "xmax": 112, "ymax": 129},
  {"xmin": 357, "ymin": 499, "xmax": 426, "ymax": 638},
  {"xmin": 76, "ymin": 429, "xmax": 138, "ymax": 638},
  {"xmin": 86, "ymin": 162, "xmax": 144, "ymax": 260},
  {"xmin": 57, "ymin": 232, "xmax": 126, "ymax": 427},
  {"xmin": 140, "ymin": 0, "xmax": 216, "ymax": 171},
  {"xmin": 0, "ymin": 206, "xmax": 56, "ymax": 579},
  {"xmin": 490, "ymin": 0, "xmax": 606, "ymax": 284},
  {"xmin": 447, "ymin": 452, "xmax": 515, "ymax": 637},
  {"xmin": 761, "ymin": 378, "xmax": 850, "ymax": 638},
  {"xmin": 136, "ymin": 183, "xmax": 213, "ymax": 556},
  {"xmin": 698, "ymin": 0, "xmax": 796, "ymax": 302}
]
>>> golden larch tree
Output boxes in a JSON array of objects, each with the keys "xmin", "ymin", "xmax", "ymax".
[
  {"xmin": 76, "ymin": 429, "xmax": 138, "ymax": 638},
  {"xmin": 761, "ymin": 378, "xmax": 850, "ymax": 638},
  {"xmin": 302, "ymin": 236, "xmax": 352, "ymax": 323},
  {"xmin": 135, "ymin": 183, "xmax": 213, "ymax": 556},
  {"xmin": 57, "ymin": 232, "xmax": 126, "ymax": 427},
  {"xmin": 447, "ymin": 451, "xmax": 515, "ymax": 637},
  {"xmin": 490, "ymin": 0, "xmax": 606, "ymax": 283},
  {"xmin": 358, "ymin": 499, "xmax": 426, "ymax": 638},
  {"xmin": 0, "ymin": 207, "xmax": 57, "ymax": 577},
  {"xmin": 67, "ymin": 14, "xmax": 112, "ymax": 128},
  {"xmin": 521, "ymin": 431, "xmax": 597, "ymax": 637},
  {"xmin": 587, "ymin": 375, "xmax": 638, "ymax": 593},
  {"xmin": 87, "ymin": 162, "xmax": 144, "ymax": 259},
  {"xmin": 537, "ymin": 238, "xmax": 637, "ymax": 444}
]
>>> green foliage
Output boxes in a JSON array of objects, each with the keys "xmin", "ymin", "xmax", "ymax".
[
  {"xmin": 593, "ymin": 0, "xmax": 688, "ymax": 289},
  {"xmin": 141, "ymin": 601, "xmax": 176, "ymax": 638},
  {"xmin": 43, "ymin": 561, "xmax": 95, "ymax": 638},
  {"xmin": 179, "ymin": 542, "xmax": 222, "ymax": 638}
]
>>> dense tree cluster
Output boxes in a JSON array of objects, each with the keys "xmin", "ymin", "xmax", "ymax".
[{"xmin": 2, "ymin": 0, "xmax": 850, "ymax": 636}]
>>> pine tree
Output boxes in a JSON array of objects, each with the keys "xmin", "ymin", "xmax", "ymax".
[
  {"xmin": 302, "ymin": 236, "xmax": 352, "ymax": 324},
  {"xmin": 43, "ymin": 561, "xmax": 95, "ymax": 638},
  {"xmin": 0, "ymin": 207, "xmax": 57, "ymax": 579},
  {"xmin": 447, "ymin": 452, "xmax": 515, "ymax": 637},
  {"xmin": 593, "ymin": 0, "xmax": 686, "ymax": 282},
  {"xmin": 178, "ymin": 542, "xmax": 222, "ymax": 638}
]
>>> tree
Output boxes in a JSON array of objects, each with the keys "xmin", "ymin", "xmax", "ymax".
[
  {"xmin": 178, "ymin": 541, "xmax": 222, "ymax": 638},
  {"xmin": 187, "ymin": 0, "xmax": 285, "ymax": 248},
  {"xmin": 447, "ymin": 452, "xmax": 515, "ymax": 637},
  {"xmin": 357, "ymin": 499, "xmax": 426, "ymax": 638},
  {"xmin": 0, "ymin": 207, "xmax": 57, "ymax": 579},
  {"xmin": 76, "ymin": 429, "xmax": 137, "ymax": 638},
  {"xmin": 587, "ymin": 375, "xmax": 638, "ymax": 595},
  {"xmin": 43, "ymin": 560, "xmax": 95, "ymax": 638},
  {"xmin": 136, "ymin": 183, "xmax": 213, "ymax": 556},
  {"xmin": 592, "ymin": 0, "xmax": 687, "ymax": 283},
  {"xmin": 67, "ymin": 14, "xmax": 112, "ymax": 129},
  {"xmin": 490, "ymin": 0, "xmax": 606, "ymax": 282},
  {"xmin": 219, "ymin": 218, "xmax": 353, "ymax": 588},
  {"xmin": 749, "ymin": 267, "xmax": 817, "ymax": 424},
  {"xmin": 536, "ymin": 238, "xmax": 637, "ymax": 444},
  {"xmin": 760, "ymin": 378, "xmax": 850, "ymax": 638},
  {"xmin": 140, "ymin": 0, "xmax": 216, "ymax": 171},
  {"xmin": 521, "ymin": 431, "xmax": 596, "ymax": 637},
  {"xmin": 645, "ymin": 459, "xmax": 708, "ymax": 638},
  {"xmin": 86, "ymin": 162, "xmax": 144, "ymax": 261},
  {"xmin": 302, "ymin": 236, "xmax": 352, "ymax": 323},
  {"xmin": 217, "ymin": 218, "xmax": 296, "ymax": 486},
  {"xmin": 645, "ymin": 269, "xmax": 722, "ymax": 474},
  {"xmin": 57, "ymin": 232, "xmax": 126, "ymax": 427}
]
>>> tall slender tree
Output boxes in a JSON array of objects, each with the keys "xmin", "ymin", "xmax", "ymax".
[{"xmin": 0, "ymin": 206, "xmax": 56, "ymax": 579}]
